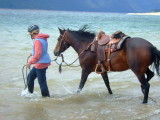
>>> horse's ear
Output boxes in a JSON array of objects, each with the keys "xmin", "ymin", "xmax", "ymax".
[{"xmin": 58, "ymin": 28, "xmax": 63, "ymax": 35}]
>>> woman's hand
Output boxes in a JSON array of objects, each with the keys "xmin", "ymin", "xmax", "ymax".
[
  {"xmin": 29, "ymin": 53, "xmax": 32, "ymax": 57},
  {"xmin": 26, "ymin": 63, "xmax": 31, "ymax": 69}
]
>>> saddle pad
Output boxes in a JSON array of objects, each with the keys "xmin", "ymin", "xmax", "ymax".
[
  {"xmin": 105, "ymin": 36, "xmax": 130, "ymax": 53},
  {"xmin": 117, "ymin": 36, "xmax": 130, "ymax": 49}
]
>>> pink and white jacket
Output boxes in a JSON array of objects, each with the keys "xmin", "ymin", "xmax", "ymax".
[{"xmin": 28, "ymin": 33, "xmax": 51, "ymax": 69}]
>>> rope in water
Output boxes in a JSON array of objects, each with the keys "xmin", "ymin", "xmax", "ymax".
[{"xmin": 22, "ymin": 56, "xmax": 31, "ymax": 90}]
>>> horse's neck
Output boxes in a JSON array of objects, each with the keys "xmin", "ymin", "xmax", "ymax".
[{"xmin": 71, "ymin": 39, "xmax": 92, "ymax": 54}]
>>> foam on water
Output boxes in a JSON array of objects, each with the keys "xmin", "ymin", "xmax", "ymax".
[
  {"xmin": 19, "ymin": 89, "xmax": 41, "ymax": 98},
  {"xmin": 132, "ymin": 109, "xmax": 160, "ymax": 120}
]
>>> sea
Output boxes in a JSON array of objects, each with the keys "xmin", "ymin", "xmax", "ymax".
[{"xmin": 0, "ymin": 9, "xmax": 160, "ymax": 120}]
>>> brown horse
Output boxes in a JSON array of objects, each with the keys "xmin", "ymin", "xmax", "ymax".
[{"xmin": 54, "ymin": 26, "xmax": 160, "ymax": 103}]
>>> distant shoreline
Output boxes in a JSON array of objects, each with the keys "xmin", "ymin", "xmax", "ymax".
[
  {"xmin": 1, "ymin": 8, "xmax": 160, "ymax": 15},
  {"xmin": 0, "ymin": 8, "xmax": 123, "ymax": 14},
  {"xmin": 128, "ymin": 12, "xmax": 160, "ymax": 16}
]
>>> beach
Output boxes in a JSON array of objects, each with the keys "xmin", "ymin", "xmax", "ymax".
[{"xmin": 128, "ymin": 12, "xmax": 160, "ymax": 16}]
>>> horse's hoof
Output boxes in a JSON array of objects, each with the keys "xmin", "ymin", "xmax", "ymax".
[
  {"xmin": 142, "ymin": 100, "xmax": 148, "ymax": 104},
  {"xmin": 77, "ymin": 89, "xmax": 82, "ymax": 93},
  {"xmin": 109, "ymin": 91, "xmax": 113, "ymax": 94}
]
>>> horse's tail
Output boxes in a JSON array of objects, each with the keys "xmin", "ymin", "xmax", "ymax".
[{"xmin": 151, "ymin": 46, "xmax": 160, "ymax": 76}]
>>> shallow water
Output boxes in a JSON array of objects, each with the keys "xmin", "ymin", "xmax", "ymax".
[{"xmin": 0, "ymin": 9, "xmax": 160, "ymax": 120}]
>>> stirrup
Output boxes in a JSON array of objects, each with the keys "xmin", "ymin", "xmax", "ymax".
[{"xmin": 95, "ymin": 63, "xmax": 105, "ymax": 74}]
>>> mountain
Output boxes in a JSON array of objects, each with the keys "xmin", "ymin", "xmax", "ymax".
[{"xmin": 0, "ymin": 0, "xmax": 160, "ymax": 13}]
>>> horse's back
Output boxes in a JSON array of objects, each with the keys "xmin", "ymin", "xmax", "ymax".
[{"xmin": 126, "ymin": 37, "xmax": 153, "ymax": 48}]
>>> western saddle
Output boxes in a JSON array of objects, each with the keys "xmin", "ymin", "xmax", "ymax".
[{"xmin": 92, "ymin": 31, "xmax": 129, "ymax": 74}]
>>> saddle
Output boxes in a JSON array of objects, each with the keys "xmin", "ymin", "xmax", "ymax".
[
  {"xmin": 98, "ymin": 35, "xmax": 110, "ymax": 45},
  {"xmin": 91, "ymin": 31, "xmax": 130, "ymax": 74}
]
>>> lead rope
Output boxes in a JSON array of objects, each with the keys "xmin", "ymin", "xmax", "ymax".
[
  {"xmin": 22, "ymin": 65, "xmax": 27, "ymax": 89},
  {"xmin": 22, "ymin": 56, "xmax": 31, "ymax": 90}
]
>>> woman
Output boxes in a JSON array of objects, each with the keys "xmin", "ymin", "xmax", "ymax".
[{"xmin": 26, "ymin": 25, "xmax": 51, "ymax": 97}]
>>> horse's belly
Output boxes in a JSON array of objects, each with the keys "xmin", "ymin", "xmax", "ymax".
[{"xmin": 111, "ymin": 63, "xmax": 129, "ymax": 71}]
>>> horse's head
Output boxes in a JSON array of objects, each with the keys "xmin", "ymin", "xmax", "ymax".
[{"xmin": 54, "ymin": 28, "xmax": 71, "ymax": 56}]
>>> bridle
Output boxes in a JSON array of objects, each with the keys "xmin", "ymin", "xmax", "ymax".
[{"xmin": 58, "ymin": 30, "xmax": 70, "ymax": 52}]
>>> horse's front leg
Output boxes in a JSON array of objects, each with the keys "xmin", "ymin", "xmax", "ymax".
[
  {"xmin": 101, "ymin": 72, "xmax": 113, "ymax": 94},
  {"xmin": 77, "ymin": 69, "xmax": 91, "ymax": 93}
]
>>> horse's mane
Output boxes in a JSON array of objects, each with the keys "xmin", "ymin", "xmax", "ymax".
[{"xmin": 67, "ymin": 25, "xmax": 95, "ymax": 40}]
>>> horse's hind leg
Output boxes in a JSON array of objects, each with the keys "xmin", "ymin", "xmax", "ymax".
[
  {"xmin": 146, "ymin": 68, "xmax": 154, "ymax": 82},
  {"xmin": 101, "ymin": 72, "xmax": 112, "ymax": 94},
  {"xmin": 136, "ymin": 73, "xmax": 150, "ymax": 103},
  {"xmin": 140, "ymin": 68, "xmax": 153, "ymax": 95},
  {"xmin": 140, "ymin": 68, "xmax": 153, "ymax": 97}
]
